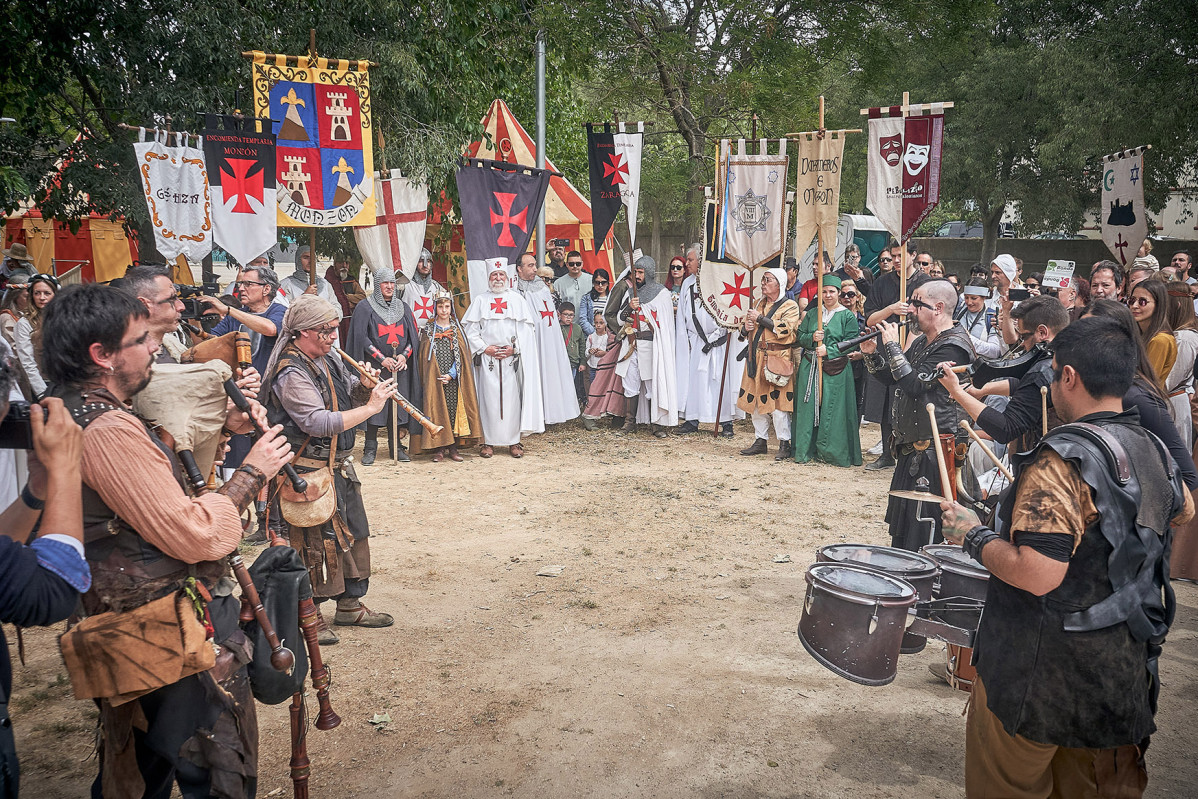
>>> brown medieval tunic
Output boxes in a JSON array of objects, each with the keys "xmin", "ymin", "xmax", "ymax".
[
  {"xmin": 737, "ymin": 297, "xmax": 801, "ymax": 415},
  {"xmin": 412, "ymin": 321, "xmax": 484, "ymax": 453}
]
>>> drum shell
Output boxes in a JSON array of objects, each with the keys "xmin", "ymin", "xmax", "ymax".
[
  {"xmin": 798, "ymin": 563, "xmax": 918, "ymax": 687},
  {"xmin": 816, "ymin": 545, "xmax": 939, "ymax": 654},
  {"xmin": 921, "ymin": 544, "xmax": 990, "ymax": 602}
]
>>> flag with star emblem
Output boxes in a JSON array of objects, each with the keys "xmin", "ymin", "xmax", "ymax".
[
  {"xmin": 202, "ymin": 116, "xmax": 277, "ymax": 265},
  {"xmin": 455, "ymin": 157, "xmax": 552, "ymax": 298},
  {"xmin": 719, "ymin": 138, "xmax": 789, "ymax": 269},
  {"xmin": 1100, "ymin": 146, "xmax": 1149, "ymax": 266},
  {"xmin": 586, "ymin": 123, "xmax": 643, "ymax": 253}
]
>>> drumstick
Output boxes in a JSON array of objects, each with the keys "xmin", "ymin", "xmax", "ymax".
[
  {"xmin": 958, "ymin": 420, "xmax": 1015, "ymax": 483},
  {"xmin": 925, "ymin": 403, "xmax": 953, "ymax": 501},
  {"xmin": 1040, "ymin": 386, "xmax": 1049, "ymax": 437}
]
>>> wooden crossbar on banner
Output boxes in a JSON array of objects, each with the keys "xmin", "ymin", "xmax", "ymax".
[{"xmin": 1102, "ymin": 144, "xmax": 1152, "ymax": 162}]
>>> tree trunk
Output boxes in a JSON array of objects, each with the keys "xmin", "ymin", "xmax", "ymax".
[
  {"xmin": 651, "ymin": 205, "xmax": 662, "ymax": 266},
  {"xmin": 979, "ymin": 205, "xmax": 1005, "ymax": 266}
]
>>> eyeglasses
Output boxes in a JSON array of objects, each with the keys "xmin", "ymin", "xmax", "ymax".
[
  {"xmin": 1025, "ymin": 282, "xmax": 1040, "ymax": 290},
  {"xmin": 842, "ymin": 292, "xmax": 858, "ymax": 299},
  {"xmin": 879, "ymin": 257, "xmax": 893, "ymax": 263},
  {"xmin": 909, "ymin": 298, "xmax": 936, "ymax": 312},
  {"xmin": 1129, "ymin": 296, "xmax": 1152, "ymax": 307},
  {"xmin": 846, "ymin": 254, "xmax": 860, "ymax": 261},
  {"xmin": 234, "ymin": 280, "xmax": 268, "ymax": 288},
  {"xmin": 155, "ymin": 293, "xmax": 181, "ymax": 306}
]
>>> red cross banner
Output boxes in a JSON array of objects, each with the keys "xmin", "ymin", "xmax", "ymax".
[
  {"xmin": 1100, "ymin": 146, "xmax": 1150, "ymax": 266},
  {"xmin": 699, "ymin": 197, "xmax": 756, "ymax": 329},
  {"xmin": 354, "ymin": 172, "xmax": 428, "ymax": 277},
  {"xmin": 866, "ymin": 106, "xmax": 945, "ymax": 243},
  {"xmin": 133, "ymin": 129, "xmax": 212, "ymax": 262},
  {"xmin": 586, "ymin": 123, "xmax": 643, "ymax": 253},
  {"xmin": 202, "ymin": 118, "xmax": 276, "ymax": 265},
  {"xmin": 455, "ymin": 157, "xmax": 553, "ymax": 299}
]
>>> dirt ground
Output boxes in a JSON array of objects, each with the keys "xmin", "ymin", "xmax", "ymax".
[{"xmin": 10, "ymin": 420, "xmax": 1198, "ymax": 798}]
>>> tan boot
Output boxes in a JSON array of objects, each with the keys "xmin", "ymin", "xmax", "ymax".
[
  {"xmin": 315, "ymin": 604, "xmax": 340, "ymax": 645},
  {"xmin": 333, "ymin": 601, "xmax": 394, "ymax": 628}
]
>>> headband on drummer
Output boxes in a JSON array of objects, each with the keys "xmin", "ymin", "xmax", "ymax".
[{"xmin": 963, "ymin": 285, "xmax": 991, "ymax": 298}]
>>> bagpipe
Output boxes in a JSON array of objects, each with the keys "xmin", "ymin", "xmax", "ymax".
[{"xmin": 136, "ymin": 332, "xmax": 336, "ymax": 799}]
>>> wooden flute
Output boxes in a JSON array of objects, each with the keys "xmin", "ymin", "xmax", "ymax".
[{"xmin": 332, "ymin": 346, "xmax": 444, "ymax": 436}]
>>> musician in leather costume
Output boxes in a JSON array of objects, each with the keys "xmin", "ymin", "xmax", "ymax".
[
  {"xmin": 860, "ymin": 279, "xmax": 974, "ymax": 551},
  {"xmin": 42, "ymin": 284, "xmax": 291, "ymax": 799},
  {"xmin": 940, "ymin": 316, "xmax": 1193, "ymax": 798},
  {"xmin": 263, "ymin": 295, "xmax": 397, "ymax": 646}
]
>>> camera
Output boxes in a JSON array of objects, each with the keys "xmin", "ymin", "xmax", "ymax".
[
  {"xmin": 175, "ymin": 281, "xmax": 225, "ymax": 321},
  {"xmin": 0, "ymin": 401, "xmax": 47, "ymax": 450}
]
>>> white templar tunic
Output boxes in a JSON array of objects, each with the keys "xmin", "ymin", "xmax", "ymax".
[
  {"xmin": 614, "ymin": 288, "xmax": 679, "ymax": 426},
  {"xmin": 462, "ymin": 289, "xmax": 545, "ymax": 445},
  {"xmin": 675, "ymin": 275, "xmax": 745, "ymax": 424},
  {"xmin": 402, "ymin": 278, "xmax": 445, "ymax": 325},
  {"xmin": 518, "ymin": 282, "xmax": 581, "ymax": 424}
]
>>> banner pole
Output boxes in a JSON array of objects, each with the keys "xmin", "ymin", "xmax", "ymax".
[{"xmin": 898, "ymin": 92, "xmax": 910, "ymax": 347}]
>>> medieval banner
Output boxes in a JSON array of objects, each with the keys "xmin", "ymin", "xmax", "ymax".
[
  {"xmin": 249, "ymin": 51, "xmax": 375, "ymax": 227},
  {"xmin": 699, "ymin": 198, "xmax": 755, "ymax": 330},
  {"xmin": 133, "ymin": 130, "xmax": 211, "ymax": 261},
  {"xmin": 455, "ymin": 157, "xmax": 552, "ymax": 298},
  {"xmin": 793, "ymin": 133, "xmax": 845, "ymax": 258},
  {"xmin": 720, "ymin": 139, "xmax": 789, "ymax": 269},
  {"xmin": 1100, "ymin": 146, "xmax": 1149, "ymax": 266},
  {"xmin": 354, "ymin": 172, "xmax": 428, "ymax": 278},
  {"xmin": 202, "ymin": 118, "xmax": 277, "ymax": 266},
  {"xmin": 586, "ymin": 122, "xmax": 643, "ymax": 253},
  {"xmin": 866, "ymin": 108, "xmax": 944, "ymax": 243}
]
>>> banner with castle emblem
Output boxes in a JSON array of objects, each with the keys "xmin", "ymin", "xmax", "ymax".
[
  {"xmin": 1100, "ymin": 146, "xmax": 1149, "ymax": 266},
  {"xmin": 249, "ymin": 51, "xmax": 375, "ymax": 227},
  {"xmin": 719, "ymin": 139, "xmax": 789, "ymax": 269}
]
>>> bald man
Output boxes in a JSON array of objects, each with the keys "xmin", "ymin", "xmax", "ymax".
[{"xmin": 859, "ymin": 278, "xmax": 976, "ymax": 551}]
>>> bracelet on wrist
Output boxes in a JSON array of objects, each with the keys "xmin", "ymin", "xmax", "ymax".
[{"xmin": 20, "ymin": 483, "xmax": 44, "ymax": 511}]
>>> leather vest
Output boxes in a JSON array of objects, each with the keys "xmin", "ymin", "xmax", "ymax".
[
  {"xmin": 1009, "ymin": 354, "xmax": 1063, "ymax": 453},
  {"xmin": 976, "ymin": 413, "xmax": 1183, "ymax": 748},
  {"xmin": 267, "ymin": 347, "xmax": 356, "ymax": 459},
  {"xmin": 62, "ymin": 387, "xmax": 226, "ymax": 615},
  {"xmin": 891, "ymin": 323, "xmax": 975, "ymax": 444}
]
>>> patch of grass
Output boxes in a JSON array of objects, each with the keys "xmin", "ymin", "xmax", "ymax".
[
  {"xmin": 581, "ymin": 547, "xmax": 593, "ymax": 556},
  {"xmin": 567, "ymin": 599, "xmax": 599, "ymax": 610}
]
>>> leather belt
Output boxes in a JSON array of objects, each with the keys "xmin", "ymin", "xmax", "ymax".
[
  {"xmin": 294, "ymin": 454, "xmax": 351, "ymax": 471},
  {"xmin": 635, "ymin": 331, "xmax": 655, "ymax": 341},
  {"xmin": 896, "ymin": 439, "xmax": 933, "ymax": 456},
  {"xmin": 759, "ymin": 342, "xmax": 794, "ymax": 352}
]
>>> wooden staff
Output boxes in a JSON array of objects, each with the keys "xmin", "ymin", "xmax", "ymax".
[
  {"xmin": 815, "ymin": 98, "xmax": 826, "ymax": 404},
  {"xmin": 333, "ymin": 345, "xmax": 444, "ymax": 436},
  {"xmin": 959, "ymin": 420, "xmax": 1015, "ymax": 483},
  {"xmin": 925, "ymin": 403, "xmax": 953, "ymax": 500},
  {"xmin": 1040, "ymin": 386, "xmax": 1049, "ymax": 437}
]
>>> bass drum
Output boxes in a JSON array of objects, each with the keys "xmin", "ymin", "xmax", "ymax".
[
  {"xmin": 816, "ymin": 544, "xmax": 940, "ymax": 654},
  {"xmin": 797, "ymin": 563, "xmax": 918, "ymax": 686},
  {"xmin": 920, "ymin": 544, "xmax": 990, "ymax": 692}
]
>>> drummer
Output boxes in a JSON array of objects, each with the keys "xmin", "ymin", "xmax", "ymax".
[
  {"xmin": 859, "ymin": 279, "xmax": 974, "ymax": 551},
  {"xmin": 938, "ymin": 315, "xmax": 1193, "ymax": 797}
]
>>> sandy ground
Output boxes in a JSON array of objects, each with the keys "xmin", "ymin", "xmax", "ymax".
[{"xmin": 10, "ymin": 420, "xmax": 1198, "ymax": 798}]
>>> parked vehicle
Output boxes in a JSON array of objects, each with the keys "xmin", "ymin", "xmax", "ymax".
[{"xmin": 933, "ymin": 220, "xmax": 1016, "ymax": 238}]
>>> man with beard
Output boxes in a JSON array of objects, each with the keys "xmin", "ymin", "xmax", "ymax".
[
  {"xmin": 278, "ymin": 245, "xmax": 339, "ymax": 309},
  {"xmin": 605, "ymin": 255, "xmax": 679, "ymax": 438},
  {"xmin": 553, "ymin": 250, "xmax": 593, "ymax": 310},
  {"xmin": 546, "ymin": 238, "xmax": 570, "ymax": 278},
  {"xmin": 325, "ymin": 253, "xmax": 367, "ymax": 340},
  {"xmin": 265, "ymin": 295, "xmax": 398, "ymax": 643},
  {"xmin": 462, "ymin": 259, "xmax": 544, "ymax": 457},
  {"xmin": 1089, "ymin": 260, "xmax": 1125, "ymax": 302},
  {"xmin": 401, "ymin": 248, "xmax": 445, "ymax": 326},
  {"xmin": 515, "ymin": 252, "xmax": 580, "ymax": 425},
  {"xmin": 859, "ymin": 279, "xmax": 975, "ymax": 550},
  {"xmin": 45, "ymin": 284, "xmax": 293, "ymax": 797},
  {"xmin": 346, "ymin": 266, "xmax": 423, "ymax": 464},
  {"xmin": 675, "ymin": 256, "xmax": 742, "ymax": 436},
  {"xmin": 989, "ymin": 253, "xmax": 1024, "ymax": 347}
]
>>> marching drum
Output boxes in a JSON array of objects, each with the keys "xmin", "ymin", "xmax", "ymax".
[
  {"xmin": 797, "ymin": 563, "xmax": 918, "ymax": 686},
  {"xmin": 920, "ymin": 544, "xmax": 990, "ymax": 691},
  {"xmin": 816, "ymin": 544, "xmax": 940, "ymax": 654}
]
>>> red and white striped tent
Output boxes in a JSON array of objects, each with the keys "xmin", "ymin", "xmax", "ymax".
[{"xmin": 432, "ymin": 99, "xmax": 615, "ymax": 310}]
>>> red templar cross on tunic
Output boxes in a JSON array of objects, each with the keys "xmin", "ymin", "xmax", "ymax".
[
  {"xmin": 377, "ymin": 322, "xmax": 405, "ymax": 348},
  {"xmin": 377, "ymin": 183, "xmax": 426, "ymax": 272},
  {"xmin": 539, "ymin": 300, "xmax": 557, "ymax": 327},
  {"xmin": 490, "ymin": 297, "xmax": 508, "ymax": 314},
  {"xmin": 413, "ymin": 295, "xmax": 434, "ymax": 322}
]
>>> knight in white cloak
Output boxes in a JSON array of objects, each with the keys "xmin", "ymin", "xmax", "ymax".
[
  {"xmin": 461, "ymin": 259, "xmax": 545, "ymax": 457},
  {"xmin": 604, "ymin": 255, "xmax": 679, "ymax": 437},
  {"xmin": 401, "ymin": 248, "xmax": 445, "ymax": 326},
  {"xmin": 675, "ymin": 270, "xmax": 744, "ymax": 436},
  {"xmin": 514, "ymin": 253, "xmax": 580, "ymax": 425}
]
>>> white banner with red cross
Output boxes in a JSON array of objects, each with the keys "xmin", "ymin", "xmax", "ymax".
[{"xmin": 354, "ymin": 172, "xmax": 428, "ymax": 277}]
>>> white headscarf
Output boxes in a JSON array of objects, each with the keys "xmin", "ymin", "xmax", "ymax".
[{"xmin": 991, "ymin": 254, "xmax": 1017, "ymax": 282}]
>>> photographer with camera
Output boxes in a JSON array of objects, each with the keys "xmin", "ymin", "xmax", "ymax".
[
  {"xmin": 43, "ymin": 284, "xmax": 293, "ymax": 797},
  {"xmin": 200, "ymin": 259, "xmax": 286, "ymax": 376},
  {"xmin": 0, "ymin": 355, "xmax": 88, "ymax": 798}
]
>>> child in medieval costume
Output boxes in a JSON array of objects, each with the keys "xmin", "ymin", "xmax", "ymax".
[
  {"xmin": 792, "ymin": 274, "xmax": 863, "ymax": 467},
  {"xmin": 413, "ymin": 291, "xmax": 484, "ymax": 462}
]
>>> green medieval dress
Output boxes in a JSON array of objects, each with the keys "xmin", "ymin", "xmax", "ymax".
[{"xmin": 793, "ymin": 304, "xmax": 862, "ymax": 467}]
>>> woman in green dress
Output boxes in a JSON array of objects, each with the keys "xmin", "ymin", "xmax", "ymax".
[{"xmin": 793, "ymin": 274, "xmax": 863, "ymax": 467}]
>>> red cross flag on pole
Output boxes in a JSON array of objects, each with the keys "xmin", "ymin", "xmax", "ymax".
[
  {"xmin": 354, "ymin": 171, "xmax": 429, "ymax": 279},
  {"xmin": 456, "ymin": 156, "xmax": 555, "ymax": 300},
  {"xmin": 202, "ymin": 116, "xmax": 276, "ymax": 266}
]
